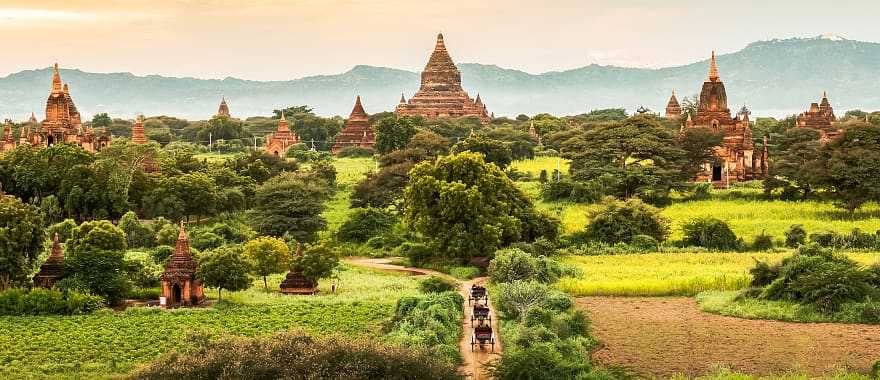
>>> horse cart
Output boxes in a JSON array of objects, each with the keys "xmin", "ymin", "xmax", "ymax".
[
  {"xmin": 468, "ymin": 284, "xmax": 488, "ymax": 305},
  {"xmin": 471, "ymin": 304, "xmax": 491, "ymax": 326},
  {"xmin": 471, "ymin": 325, "xmax": 495, "ymax": 352}
]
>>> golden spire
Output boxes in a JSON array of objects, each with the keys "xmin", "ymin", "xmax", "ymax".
[
  {"xmin": 52, "ymin": 63, "xmax": 63, "ymax": 93},
  {"xmin": 708, "ymin": 51, "xmax": 719, "ymax": 81}
]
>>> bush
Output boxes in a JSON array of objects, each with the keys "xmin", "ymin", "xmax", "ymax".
[
  {"xmin": 385, "ymin": 292, "xmax": 464, "ymax": 364},
  {"xmin": 681, "ymin": 217, "xmax": 739, "ymax": 250},
  {"xmin": 584, "ymin": 197, "xmax": 669, "ymax": 244},
  {"xmin": 630, "ymin": 235, "xmax": 659, "ymax": 251},
  {"xmin": 397, "ymin": 242, "xmax": 434, "ymax": 266},
  {"xmin": 872, "ymin": 360, "xmax": 880, "ymax": 379},
  {"xmin": 0, "ymin": 288, "xmax": 103, "ymax": 315},
  {"xmin": 132, "ymin": 330, "xmax": 461, "ymax": 380},
  {"xmin": 752, "ymin": 231, "xmax": 774, "ymax": 251},
  {"xmin": 337, "ymin": 208, "xmax": 397, "ymax": 243},
  {"xmin": 489, "ymin": 249, "xmax": 562, "ymax": 285},
  {"xmin": 336, "ymin": 146, "xmax": 374, "ymax": 158},
  {"xmin": 448, "ymin": 266, "xmax": 480, "ymax": 280},
  {"xmin": 47, "ymin": 219, "xmax": 77, "ymax": 242},
  {"xmin": 487, "ymin": 343, "xmax": 591, "ymax": 380},
  {"xmin": 420, "ymin": 276, "xmax": 456, "ymax": 293},
  {"xmin": 784, "ymin": 224, "xmax": 807, "ymax": 248}
]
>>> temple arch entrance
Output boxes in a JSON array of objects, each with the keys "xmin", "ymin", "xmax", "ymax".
[
  {"xmin": 47, "ymin": 135, "xmax": 55, "ymax": 146},
  {"xmin": 712, "ymin": 165, "xmax": 723, "ymax": 181},
  {"xmin": 171, "ymin": 283, "xmax": 182, "ymax": 306}
]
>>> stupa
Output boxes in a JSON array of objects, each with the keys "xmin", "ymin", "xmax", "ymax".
[{"xmin": 331, "ymin": 96, "xmax": 375, "ymax": 154}]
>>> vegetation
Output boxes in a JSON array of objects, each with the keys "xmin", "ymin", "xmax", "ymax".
[
  {"xmin": 384, "ymin": 291, "xmax": 463, "ymax": 364},
  {"xmin": 243, "ymin": 236, "xmax": 291, "ymax": 292},
  {"xmin": 681, "ymin": 217, "xmax": 741, "ymax": 250},
  {"xmin": 584, "ymin": 197, "xmax": 670, "ymax": 244},
  {"xmin": 0, "ymin": 288, "xmax": 103, "ymax": 316},
  {"xmin": 197, "ymin": 246, "xmax": 252, "ymax": 300},
  {"xmin": 64, "ymin": 220, "xmax": 129, "ymax": 305},
  {"xmin": 250, "ymin": 172, "xmax": 329, "ymax": 241},
  {"xmin": 0, "ymin": 195, "xmax": 45, "ymax": 290}
]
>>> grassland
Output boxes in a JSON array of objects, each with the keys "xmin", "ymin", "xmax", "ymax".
[
  {"xmin": 322, "ymin": 157, "xmax": 376, "ymax": 233},
  {"xmin": 559, "ymin": 252, "xmax": 880, "ymax": 297},
  {"xmin": 697, "ymin": 291, "xmax": 879, "ymax": 324},
  {"xmin": 0, "ymin": 265, "xmax": 419, "ymax": 379}
]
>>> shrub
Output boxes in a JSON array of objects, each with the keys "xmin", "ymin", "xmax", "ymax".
[
  {"xmin": 397, "ymin": 242, "xmax": 434, "ymax": 266},
  {"xmin": 337, "ymin": 208, "xmax": 397, "ymax": 243},
  {"xmin": 749, "ymin": 260, "xmax": 779, "ymax": 287},
  {"xmin": 493, "ymin": 281, "xmax": 551, "ymax": 321},
  {"xmin": 630, "ymin": 235, "xmax": 659, "ymax": 251},
  {"xmin": 872, "ymin": 360, "xmax": 880, "ymax": 380},
  {"xmin": 119, "ymin": 211, "xmax": 155, "ymax": 248},
  {"xmin": 419, "ymin": 276, "xmax": 456, "ymax": 293},
  {"xmin": 489, "ymin": 249, "xmax": 562, "ymax": 285},
  {"xmin": 752, "ymin": 231, "xmax": 774, "ymax": 251},
  {"xmin": 0, "ymin": 288, "xmax": 103, "ymax": 315},
  {"xmin": 385, "ymin": 292, "xmax": 464, "ymax": 364},
  {"xmin": 131, "ymin": 330, "xmax": 461, "ymax": 380},
  {"xmin": 584, "ymin": 197, "xmax": 669, "ymax": 244},
  {"xmin": 809, "ymin": 230, "xmax": 838, "ymax": 247},
  {"xmin": 681, "ymin": 217, "xmax": 739, "ymax": 250},
  {"xmin": 124, "ymin": 251, "xmax": 163, "ymax": 288},
  {"xmin": 150, "ymin": 245, "xmax": 174, "ymax": 264},
  {"xmin": 487, "ymin": 343, "xmax": 590, "ymax": 380},
  {"xmin": 336, "ymin": 146, "xmax": 374, "ymax": 158},
  {"xmin": 47, "ymin": 219, "xmax": 77, "ymax": 242},
  {"xmin": 784, "ymin": 224, "xmax": 807, "ymax": 248},
  {"xmin": 189, "ymin": 231, "xmax": 225, "ymax": 251},
  {"xmin": 448, "ymin": 266, "xmax": 480, "ymax": 280}
]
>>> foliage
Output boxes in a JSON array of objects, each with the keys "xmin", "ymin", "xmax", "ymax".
[
  {"xmin": 405, "ymin": 152, "xmax": 558, "ymax": 260},
  {"xmin": 451, "ymin": 134, "xmax": 514, "ymax": 169},
  {"xmin": 47, "ymin": 218, "xmax": 77, "ymax": 242},
  {"xmin": 336, "ymin": 146, "xmax": 375, "ymax": 158},
  {"xmin": 351, "ymin": 162, "xmax": 413, "ymax": 208},
  {"xmin": 373, "ymin": 116, "xmax": 421, "ymax": 155},
  {"xmin": 123, "ymin": 251, "xmax": 162, "ymax": 288},
  {"xmin": 384, "ymin": 291, "xmax": 463, "ymax": 364},
  {"xmin": 818, "ymin": 125, "xmax": 880, "ymax": 212},
  {"xmin": 584, "ymin": 197, "xmax": 670, "ymax": 244},
  {"xmin": 337, "ymin": 207, "xmax": 397, "ymax": 243},
  {"xmin": 698, "ymin": 290, "xmax": 880, "ymax": 325},
  {"xmin": 250, "ymin": 172, "xmax": 328, "ymax": 241},
  {"xmin": 752, "ymin": 231, "xmax": 775, "ymax": 251},
  {"xmin": 489, "ymin": 249, "xmax": 563, "ymax": 285},
  {"xmin": 0, "ymin": 195, "xmax": 45, "ymax": 289},
  {"xmin": 419, "ymin": 276, "xmax": 457, "ymax": 293},
  {"xmin": 64, "ymin": 220, "xmax": 128, "ymax": 304},
  {"xmin": 785, "ymin": 224, "xmax": 807, "ymax": 248},
  {"xmin": 291, "ymin": 244, "xmax": 340, "ymax": 283},
  {"xmin": 244, "ymin": 236, "xmax": 291, "ymax": 292},
  {"xmin": 119, "ymin": 211, "xmax": 155, "ymax": 248},
  {"xmin": 197, "ymin": 246, "xmax": 252, "ymax": 299},
  {"xmin": 0, "ymin": 288, "xmax": 103, "ymax": 316},
  {"xmin": 681, "ymin": 217, "xmax": 740, "ymax": 250}
]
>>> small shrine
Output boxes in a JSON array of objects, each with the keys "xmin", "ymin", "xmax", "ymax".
[
  {"xmin": 160, "ymin": 222, "xmax": 204, "ymax": 307},
  {"xmin": 33, "ymin": 233, "xmax": 65, "ymax": 288},
  {"xmin": 280, "ymin": 243, "xmax": 317, "ymax": 295}
]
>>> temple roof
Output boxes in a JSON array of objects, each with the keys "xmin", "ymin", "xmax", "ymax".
[
  {"xmin": 162, "ymin": 222, "xmax": 198, "ymax": 279},
  {"xmin": 51, "ymin": 63, "xmax": 62, "ymax": 94},
  {"xmin": 399, "ymin": 94, "xmax": 406, "ymax": 104},
  {"xmin": 667, "ymin": 89, "xmax": 680, "ymax": 108},
  {"xmin": 350, "ymin": 95, "xmax": 367, "ymax": 118},
  {"xmin": 217, "ymin": 97, "xmax": 231, "ymax": 117},
  {"xmin": 708, "ymin": 51, "xmax": 719, "ymax": 82},
  {"xmin": 425, "ymin": 33, "xmax": 457, "ymax": 72},
  {"xmin": 131, "ymin": 116, "xmax": 147, "ymax": 144}
]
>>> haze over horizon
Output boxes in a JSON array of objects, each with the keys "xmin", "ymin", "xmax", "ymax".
[{"xmin": 2, "ymin": 0, "xmax": 880, "ymax": 80}]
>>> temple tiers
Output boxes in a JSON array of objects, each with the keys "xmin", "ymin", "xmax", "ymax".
[
  {"xmin": 280, "ymin": 243, "xmax": 317, "ymax": 295},
  {"xmin": 131, "ymin": 116, "xmax": 148, "ymax": 144},
  {"xmin": 665, "ymin": 90, "xmax": 682, "ymax": 119},
  {"xmin": 331, "ymin": 96, "xmax": 375, "ymax": 154},
  {"xmin": 395, "ymin": 34, "xmax": 491, "ymax": 123},
  {"xmin": 216, "ymin": 97, "xmax": 231, "ymax": 118},
  {"xmin": 684, "ymin": 51, "xmax": 767, "ymax": 187},
  {"xmin": 264, "ymin": 112, "xmax": 298, "ymax": 156},
  {"xmin": 796, "ymin": 92, "xmax": 840, "ymax": 141},
  {"xmin": 33, "ymin": 233, "xmax": 65, "ymax": 288},
  {"xmin": 160, "ymin": 222, "xmax": 205, "ymax": 307}
]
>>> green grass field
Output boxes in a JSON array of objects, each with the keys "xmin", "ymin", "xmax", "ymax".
[
  {"xmin": 696, "ymin": 291, "xmax": 878, "ymax": 325},
  {"xmin": 559, "ymin": 252, "xmax": 880, "ymax": 297},
  {"xmin": 0, "ymin": 265, "xmax": 419, "ymax": 379},
  {"xmin": 322, "ymin": 157, "xmax": 376, "ymax": 234}
]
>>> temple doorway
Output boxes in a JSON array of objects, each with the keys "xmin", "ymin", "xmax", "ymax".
[
  {"xmin": 712, "ymin": 165, "xmax": 723, "ymax": 181},
  {"xmin": 47, "ymin": 135, "xmax": 55, "ymax": 146},
  {"xmin": 171, "ymin": 284, "xmax": 182, "ymax": 305}
]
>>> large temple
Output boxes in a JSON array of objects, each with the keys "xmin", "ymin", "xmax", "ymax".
[
  {"xmin": 264, "ymin": 112, "xmax": 298, "ymax": 156},
  {"xmin": 795, "ymin": 92, "xmax": 840, "ymax": 141},
  {"xmin": 0, "ymin": 63, "xmax": 110, "ymax": 154},
  {"xmin": 684, "ymin": 52, "xmax": 767, "ymax": 186},
  {"xmin": 395, "ymin": 34, "xmax": 491, "ymax": 123},
  {"xmin": 331, "ymin": 96, "xmax": 375, "ymax": 154}
]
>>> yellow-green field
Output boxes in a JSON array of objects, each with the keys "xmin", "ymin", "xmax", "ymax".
[
  {"xmin": 322, "ymin": 157, "xmax": 376, "ymax": 233},
  {"xmin": 509, "ymin": 156, "xmax": 570, "ymax": 177},
  {"xmin": 559, "ymin": 252, "xmax": 880, "ymax": 297}
]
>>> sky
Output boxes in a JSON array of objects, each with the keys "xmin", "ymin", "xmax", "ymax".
[{"xmin": 1, "ymin": 0, "xmax": 880, "ymax": 80}]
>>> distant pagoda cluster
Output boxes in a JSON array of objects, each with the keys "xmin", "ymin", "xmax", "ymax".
[
  {"xmin": 795, "ymin": 92, "xmax": 840, "ymax": 141},
  {"xmin": 395, "ymin": 34, "xmax": 491, "ymax": 123}
]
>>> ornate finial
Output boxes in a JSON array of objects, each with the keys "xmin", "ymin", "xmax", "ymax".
[
  {"xmin": 52, "ymin": 63, "xmax": 63, "ymax": 93},
  {"xmin": 280, "ymin": 110, "xmax": 286, "ymax": 121},
  {"xmin": 435, "ymin": 33, "xmax": 446, "ymax": 51},
  {"xmin": 399, "ymin": 93, "xmax": 406, "ymax": 104},
  {"xmin": 708, "ymin": 51, "xmax": 719, "ymax": 81}
]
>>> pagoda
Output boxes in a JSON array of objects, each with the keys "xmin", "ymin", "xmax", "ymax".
[
  {"xmin": 216, "ymin": 97, "xmax": 231, "ymax": 118},
  {"xmin": 131, "ymin": 116, "xmax": 159, "ymax": 172},
  {"xmin": 264, "ymin": 112, "xmax": 298, "ymax": 156},
  {"xmin": 796, "ymin": 92, "xmax": 840, "ymax": 141},
  {"xmin": 395, "ymin": 34, "xmax": 491, "ymax": 123},
  {"xmin": 331, "ymin": 96, "xmax": 375, "ymax": 154},
  {"xmin": 33, "ymin": 233, "xmax": 65, "ymax": 288},
  {"xmin": 684, "ymin": 51, "xmax": 767, "ymax": 186},
  {"xmin": 160, "ymin": 222, "xmax": 204, "ymax": 307},
  {"xmin": 665, "ymin": 90, "xmax": 682, "ymax": 119},
  {"xmin": 2, "ymin": 121, "xmax": 14, "ymax": 151},
  {"xmin": 280, "ymin": 243, "xmax": 317, "ymax": 295}
]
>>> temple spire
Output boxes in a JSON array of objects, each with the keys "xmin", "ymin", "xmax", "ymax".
[
  {"xmin": 708, "ymin": 51, "xmax": 719, "ymax": 82},
  {"xmin": 52, "ymin": 63, "xmax": 63, "ymax": 93},
  {"xmin": 399, "ymin": 93, "xmax": 406, "ymax": 104},
  {"xmin": 435, "ymin": 33, "xmax": 446, "ymax": 52},
  {"xmin": 351, "ymin": 95, "xmax": 367, "ymax": 117}
]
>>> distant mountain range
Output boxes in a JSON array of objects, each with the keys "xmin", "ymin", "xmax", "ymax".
[{"xmin": 1, "ymin": 34, "xmax": 878, "ymax": 121}]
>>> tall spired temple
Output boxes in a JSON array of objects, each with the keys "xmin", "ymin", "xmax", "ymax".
[
  {"xmin": 796, "ymin": 92, "xmax": 840, "ymax": 141},
  {"xmin": 264, "ymin": 112, "xmax": 298, "ymax": 156},
  {"xmin": 331, "ymin": 96, "xmax": 375, "ymax": 154},
  {"xmin": 684, "ymin": 52, "xmax": 767, "ymax": 186},
  {"xmin": 216, "ymin": 97, "xmax": 231, "ymax": 118},
  {"xmin": 395, "ymin": 34, "xmax": 491, "ymax": 123},
  {"xmin": 665, "ymin": 90, "xmax": 682, "ymax": 119}
]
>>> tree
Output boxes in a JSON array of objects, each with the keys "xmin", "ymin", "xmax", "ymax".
[
  {"xmin": 817, "ymin": 125, "xmax": 880, "ymax": 212},
  {"xmin": 679, "ymin": 127, "xmax": 723, "ymax": 179},
  {"xmin": 0, "ymin": 196, "xmax": 45, "ymax": 290},
  {"xmin": 493, "ymin": 281, "xmax": 550, "ymax": 321},
  {"xmin": 243, "ymin": 236, "xmax": 291, "ymax": 292},
  {"xmin": 769, "ymin": 128, "xmax": 823, "ymax": 198},
  {"xmin": 337, "ymin": 208, "xmax": 397, "ymax": 243},
  {"xmin": 197, "ymin": 246, "xmax": 251, "ymax": 299},
  {"xmin": 452, "ymin": 134, "xmax": 514, "ymax": 169},
  {"xmin": 351, "ymin": 163, "xmax": 413, "ymax": 208},
  {"xmin": 585, "ymin": 197, "xmax": 670, "ymax": 244},
  {"xmin": 145, "ymin": 172, "xmax": 219, "ymax": 221},
  {"xmin": 291, "ymin": 244, "xmax": 339, "ymax": 284},
  {"xmin": 405, "ymin": 152, "xmax": 558, "ymax": 260},
  {"xmin": 250, "ymin": 173, "xmax": 328, "ymax": 241},
  {"xmin": 119, "ymin": 211, "xmax": 155, "ymax": 248},
  {"xmin": 64, "ymin": 220, "xmax": 128, "ymax": 304},
  {"xmin": 91, "ymin": 113, "xmax": 112, "ymax": 129},
  {"xmin": 373, "ymin": 116, "xmax": 420, "ymax": 154},
  {"xmin": 563, "ymin": 115, "xmax": 689, "ymax": 199},
  {"xmin": 198, "ymin": 116, "xmax": 244, "ymax": 142}
]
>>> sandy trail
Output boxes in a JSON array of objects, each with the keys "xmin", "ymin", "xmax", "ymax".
[
  {"xmin": 577, "ymin": 297, "xmax": 880, "ymax": 378},
  {"xmin": 344, "ymin": 258, "xmax": 502, "ymax": 379}
]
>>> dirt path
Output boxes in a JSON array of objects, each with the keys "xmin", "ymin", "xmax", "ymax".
[
  {"xmin": 344, "ymin": 258, "xmax": 502, "ymax": 379},
  {"xmin": 577, "ymin": 297, "xmax": 880, "ymax": 378}
]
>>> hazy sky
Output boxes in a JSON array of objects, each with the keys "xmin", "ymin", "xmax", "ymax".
[{"xmin": 2, "ymin": 0, "xmax": 879, "ymax": 80}]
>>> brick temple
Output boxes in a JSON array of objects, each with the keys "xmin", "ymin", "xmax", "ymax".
[
  {"xmin": 2, "ymin": 63, "xmax": 111, "ymax": 153},
  {"xmin": 795, "ymin": 92, "xmax": 840, "ymax": 141},
  {"xmin": 684, "ymin": 51, "xmax": 767, "ymax": 186},
  {"xmin": 264, "ymin": 112, "xmax": 298, "ymax": 156},
  {"xmin": 665, "ymin": 89, "xmax": 682, "ymax": 119},
  {"xmin": 216, "ymin": 97, "xmax": 231, "ymax": 118},
  {"xmin": 331, "ymin": 96, "xmax": 375, "ymax": 154},
  {"xmin": 160, "ymin": 222, "xmax": 204, "ymax": 307},
  {"xmin": 33, "ymin": 233, "xmax": 65, "ymax": 288},
  {"xmin": 395, "ymin": 34, "xmax": 490, "ymax": 123},
  {"xmin": 280, "ymin": 243, "xmax": 317, "ymax": 295}
]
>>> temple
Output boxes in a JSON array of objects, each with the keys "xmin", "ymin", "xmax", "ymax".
[
  {"xmin": 33, "ymin": 233, "xmax": 65, "ymax": 288},
  {"xmin": 684, "ymin": 52, "xmax": 767, "ymax": 186},
  {"xmin": 331, "ymin": 96, "xmax": 375, "ymax": 154},
  {"xmin": 264, "ymin": 112, "xmax": 298, "ymax": 156},
  {"xmin": 280, "ymin": 243, "xmax": 317, "ymax": 295},
  {"xmin": 395, "ymin": 34, "xmax": 491, "ymax": 123},
  {"xmin": 665, "ymin": 90, "xmax": 682, "ymax": 119},
  {"xmin": 160, "ymin": 222, "xmax": 205, "ymax": 307},
  {"xmin": 0, "ymin": 63, "xmax": 110, "ymax": 153},
  {"xmin": 795, "ymin": 92, "xmax": 840, "ymax": 141},
  {"xmin": 216, "ymin": 97, "xmax": 231, "ymax": 118},
  {"xmin": 132, "ymin": 116, "xmax": 159, "ymax": 172}
]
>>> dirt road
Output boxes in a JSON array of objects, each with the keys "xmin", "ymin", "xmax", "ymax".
[
  {"xmin": 344, "ymin": 258, "xmax": 502, "ymax": 379},
  {"xmin": 577, "ymin": 297, "xmax": 880, "ymax": 377}
]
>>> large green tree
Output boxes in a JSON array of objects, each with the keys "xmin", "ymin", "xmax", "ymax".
[
  {"xmin": 250, "ymin": 172, "xmax": 328, "ymax": 241},
  {"xmin": 405, "ymin": 152, "xmax": 558, "ymax": 260},
  {"xmin": 64, "ymin": 220, "xmax": 128, "ymax": 304},
  {"xmin": 451, "ymin": 134, "xmax": 514, "ymax": 169},
  {"xmin": 818, "ymin": 125, "xmax": 880, "ymax": 211},
  {"xmin": 243, "ymin": 236, "xmax": 290, "ymax": 292},
  {"xmin": 373, "ymin": 116, "xmax": 421, "ymax": 154},
  {"xmin": 0, "ymin": 196, "xmax": 45, "ymax": 290},
  {"xmin": 197, "ymin": 246, "xmax": 251, "ymax": 299}
]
